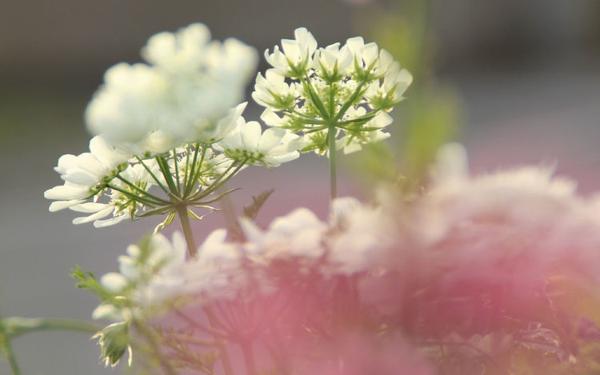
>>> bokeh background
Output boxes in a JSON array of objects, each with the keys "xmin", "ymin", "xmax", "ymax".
[{"xmin": 1, "ymin": 0, "xmax": 599, "ymax": 373}]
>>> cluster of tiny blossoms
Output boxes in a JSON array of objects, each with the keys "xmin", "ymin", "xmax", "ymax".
[
  {"xmin": 44, "ymin": 25, "xmax": 303, "ymax": 229},
  {"xmin": 93, "ymin": 196, "xmax": 392, "ymax": 314},
  {"xmin": 90, "ymin": 145, "xmax": 600, "ymax": 372},
  {"xmin": 253, "ymin": 28, "xmax": 413, "ymax": 155},
  {"xmin": 42, "ymin": 23, "xmax": 416, "ymax": 372}
]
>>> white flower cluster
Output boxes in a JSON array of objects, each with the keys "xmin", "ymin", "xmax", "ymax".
[
  {"xmin": 45, "ymin": 24, "xmax": 304, "ymax": 228},
  {"xmin": 253, "ymin": 27, "xmax": 413, "ymax": 155},
  {"xmin": 87, "ymin": 23, "xmax": 259, "ymax": 155},
  {"xmin": 93, "ymin": 144, "xmax": 600, "ymax": 316},
  {"xmin": 396, "ymin": 144, "xmax": 600, "ymax": 287},
  {"xmin": 44, "ymin": 119, "xmax": 301, "ymax": 227},
  {"xmin": 92, "ymin": 197, "xmax": 394, "ymax": 317}
]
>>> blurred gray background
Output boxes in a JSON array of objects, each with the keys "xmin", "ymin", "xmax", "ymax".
[{"xmin": 1, "ymin": 0, "xmax": 600, "ymax": 373}]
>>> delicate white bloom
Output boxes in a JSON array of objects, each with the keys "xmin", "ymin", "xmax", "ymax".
[
  {"xmin": 216, "ymin": 119, "xmax": 302, "ymax": 167},
  {"xmin": 326, "ymin": 198, "xmax": 395, "ymax": 274},
  {"xmin": 241, "ymin": 208, "xmax": 328, "ymax": 261},
  {"xmin": 255, "ymin": 27, "xmax": 412, "ymax": 156},
  {"xmin": 264, "ymin": 27, "xmax": 318, "ymax": 76},
  {"xmin": 252, "ymin": 70, "xmax": 296, "ymax": 109},
  {"xmin": 313, "ymin": 42, "xmax": 353, "ymax": 79},
  {"xmin": 44, "ymin": 136, "xmax": 130, "ymax": 212},
  {"xmin": 93, "ymin": 232, "xmax": 187, "ymax": 321},
  {"xmin": 87, "ymin": 23, "xmax": 258, "ymax": 154},
  {"xmin": 181, "ymin": 229, "xmax": 247, "ymax": 300}
]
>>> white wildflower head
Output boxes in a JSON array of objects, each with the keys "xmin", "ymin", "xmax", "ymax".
[
  {"xmin": 92, "ymin": 232, "xmax": 187, "ymax": 322},
  {"xmin": 215, "ymin": 118, "xmax": 302, "ymax": 167},
  {"xmin": 241, "ymin": 208, "xmax": 328, "ymax": 261},
  {"xmin": 254, "ymin": 27, "xmax": 412, "ymax": 156},
  {"xmin": 86, "ymin": 23, "xmax": 258, "ymax": 155},
  {"xmin": 44, "ymin": 136, "xmax": 130, "ymax": 216}
]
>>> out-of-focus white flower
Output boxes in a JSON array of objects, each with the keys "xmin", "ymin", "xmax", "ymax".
[
  {"xmin": 241, "ymin": 208, "xmax": 328, "ymax": 261},
  {"xmin": 87, "ymin": 23, "xmax": 258, "ymax": 155},
  {"xmin": 255, "ymin": 27, "xmax": 412, "ymax": 156},
  {"xmin": 216, "ymin": 119, "xmax": 302, "ymax": 167},
  {"xmin": 181, "ymin": 229, "xmax": 248, "ymax": 300},
  {"xmin": 44, "ymin": 136, "xmax": 130, "ymax": 212},
  {"xmin": 326, "ymin": 198, "xmax": 395, "ymax": 274},
  {"xmin": 93, "ymin": 232, "xmax": 187, "ymax": 321}
]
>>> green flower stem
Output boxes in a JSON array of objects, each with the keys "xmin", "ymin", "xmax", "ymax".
[
  {"xmin": 132, "ymin": 320, "xmax": 177, "ymax": 375},
  {"xmin": 327, "ymin": 121, "xmax": 337, "ymax": 200},
  {"xmin": 187, "ymin": 160, "xmax": 245, "ymax": 203},
  {"xmin": 185, "ymin": 146, "xmax": 208, "ymax": 197},
  {"xmin": 3, "ymin": 337, "xmax": 21, "ymax": 375},
  {"xmin": 0, "ymin": 317, "xmax": 99, "ymax": 375},
  {"xmin": 172, "ymin": 149, "xmax": 181, "ymax": 193},
  {"xmin": 106, "ymin": 184, "xmax": 161, "ymax": 208},
  {"xmin": 135, "ymin": 156, "xmax": 172, "ymax": 196},
  {"xmin": 114, "ymin": 175, "xmax": 169, "ymax": 205},
  {"xmin": 1, "ymin": 317, "xmax": 99, "ymax": 338},
  {"xmin": 176, "ymin": 205, "xmax": 197, "ymax": 257},
  {"xmin": 155, "ymin": 156, "xmax": 180, "ymax": 197},
  {"xmin": 174, "ymin": 210, "xmax": 235, "ymax": 375}
]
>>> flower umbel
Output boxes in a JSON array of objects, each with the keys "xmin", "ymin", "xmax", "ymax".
[{"xmin": 254, "ymin": 27, "xmax": 413, "ymax": 155}]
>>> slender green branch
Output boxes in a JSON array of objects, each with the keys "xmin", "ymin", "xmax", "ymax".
[
  {"xmin": 189, "ymin": 161, "xmax": 245, "ymax": 202},
  {"xmin": 132, "ymin": 320, "xmax": 177, "ymax": 375},
  {"xmin": 115, "ymin": 175, "xmax": 169, "ymax": 205},
  {"xmin": 182, "ymin": 145, "xmax": 192, "ymax": 193},
  {"xmin": 2, "ymin": 317, "xmax": 99, "ymax": 338},
  {"xmin": 176, "ymin": 206, "xmax": 197, "ymax": 257},
  {"xmin": 2, "ymin": 338, "xmax": 21, "ymax": 375},
  {"xmin": 106, "ymin": 184, "xmax": 160, "ymax": 208},
  {"xmin": 185, "ymin": 146, "xmax": 208, "ymax": 197},
  {"xmin": 135, "ymin": 156, "xmax": 171, "ymax": 196},
  {"xmin": 174, "ymin": 212, "xmax": 235, "ymax": 375},
  {"xmin": 155, "ymin": 156, "xmax": 180, "ymax": 197},
  {"xmin": 327, "ymin": 121, "xmax": 338, "ymax": 199},
  {"xmin": 172, "ymin": 149, "xmax": 181, "ymax": 194}
]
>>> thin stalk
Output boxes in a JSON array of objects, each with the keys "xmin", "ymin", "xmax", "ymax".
[
  {"xmin": 184, "ymin": 145, "xmax": 207, "ymax": 197},
  {"xmin": 115, "ymin": 175, "xmax": 169, "ymax": 204},
  {"xmin": 240, "ymin": 339, "xmax": 258, "ymax": 375},
  {"xmin": 135, "ymin": 156, "xmax": 171, "ymax": 196},
  {"xmin": 132, "ymin": 320, "xmax": 177, "ymax": 375},
  {"xmin": 188, "ymin": 161, "xmax": 245, "ymax": 202},
  {"xmin": 176, "ymin": 206, "xmax": 197, "ymax": 257},
  {"xmin": 204, "ymin": 307, "xmax": 235, "ymax": 375},
  {"xmin": 106, "ymin": 184, "xmax": 160, "ymax": 208},
  {"xmin": 182, "ymin": 145, "xmax": 191, "ymax": 192},
  {"xmin": 3, "ymin": 338, "xmax": 21, "ymax": 375},
  {"xmin": 3, "ymin": 318, "xmax": 98, "ymax": 338},
  {"xmin": 155, "ymin": 156, "xmax": 179, "ymax": 196},
  {"xmin": 173, "ymin": 213, "xmax": 235, "ymax": 375},
  {"xmin": 327, "ymin": 121, "xmax": 337, "ymax": 199},
  {"xmin": 172, "ymin": 149, "xmax": 181, "ymax": 193}
]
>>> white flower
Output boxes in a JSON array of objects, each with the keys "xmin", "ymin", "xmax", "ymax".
[
  {"xmin": 313, "ymin": 42, "xmax": 353, "ymax": 79},
  {"xmin": 182, "ymin": 229, "xmax": 247, "ymax": 300},
  {"xmin": 44, "ymin": 136, "xmax": 130, "ymax": 212},
  {"xmin": 241, "ymin": 208, "xmax": 328, "ymax": 261},
  {"xmin": 86, "ymin": 23, "xmax": 258, "ymax": 155},
  {"xmin": 255, "ymin": 27, "xmax": 412, "ymax": 156},
  {"xmin": 265, "ymin": 27, "xmax": 318, "ymax": 76},
  {"xmin": 326, "ymin": 198, "xmax": 395, "ymax": 274},
  {"xmin": 216, "ymin": 119, "xmax": 302, "ymax": 167},
  {"xmin": 252, "ymin": 69, "xmax": 296, "ymax": 110},
  {"xmin": 93, "ymin": 232, "xmax": 187, "ymax": 320}
]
